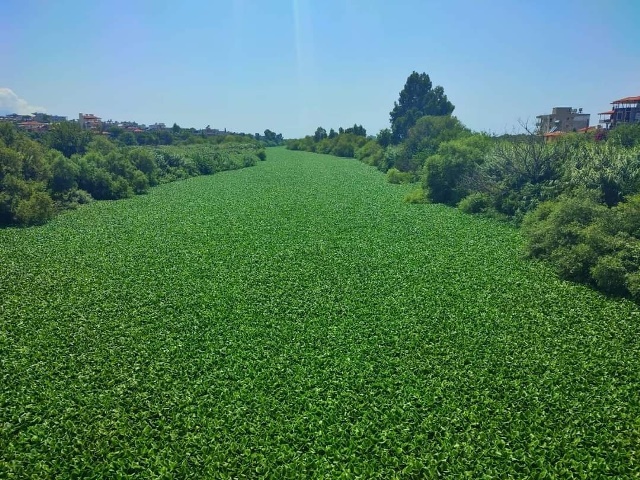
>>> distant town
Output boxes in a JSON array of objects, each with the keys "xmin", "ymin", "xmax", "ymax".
[
  {"xmin": 1, "ymin": 94, "xmax": 639, "ymax": 141},
  {"xmin": 0, "ymin": 111, "xmax": 232, "ymax": 136}
]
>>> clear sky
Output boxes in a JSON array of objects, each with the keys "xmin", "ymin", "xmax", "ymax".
[{"xmin": 1, "ymin": 0, "xmax": 639, "ymax": 137}]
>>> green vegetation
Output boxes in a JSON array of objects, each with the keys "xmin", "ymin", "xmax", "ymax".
[
  {"xmin": 286, "ymin": 72, "xmax": 640, "ymax": 301},
  {"xmin": 286, "ymin": 124, "xmax": 368, "ymax": 158},
  {"xmin": 0, "ymin": 122, "xmax": 265, "ymax": 226},
  {"xmin": 389, "ymin": 71, "xmax": 455, "ymax": 143},
  {"xmin": 1, "ymin": 148, "xmax": 639, "ymax": 477}
]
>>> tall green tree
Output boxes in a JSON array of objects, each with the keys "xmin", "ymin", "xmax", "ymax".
[
  {"xmin": 47, "ymin": 122, "xmax": 93, "ymax": 158},
  {"xmin": 314, "ymin": 127, "xmax": 327, "ymax": 142},
  {"xmin": 390, "ymin": 71, "xmax": 454, "ymax": 143}
]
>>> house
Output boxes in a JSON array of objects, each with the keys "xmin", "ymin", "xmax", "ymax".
[
  {"xmin": 598, "ymin": 96, "xmax": 640, "ymax": 129},
  {"xmin": 17, "ymin": 121, "xmax": 48, "ymax": 132},
  {"xmin": 79, "ymin": 113, "xmax": 102, "ymax": 130},
  {"xmin": 542, "ymin": 125, "xmax": 600, "ymax": 143},
  {"xmin": 536, "ymin": 107, "xmax": 590, "ymax": 134}
]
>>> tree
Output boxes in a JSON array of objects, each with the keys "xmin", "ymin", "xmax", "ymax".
[
  {"xmin": 422, "ymin": 134, "xmax": 491, "ymax": 205},
  {"xmin": 172, "ymin": 123, "xmax": 181, "ymax": 134},
  {"xmin": 390, "ymin": 71, "xmax": 455, "ymax": 143},
  {"xmin": 314, "ymin": 127, "xmax": 327, "ymax": 142},
  {"xmin": 47, "ymin": 122, "xmax": 92, "ymax": 158},
  {"xmin": 328, "ymin": 128, "xmax": 337, "ymax": 139},
  {"xmin": 345, "ymin": 124, "xmax": 366, "ymax": 137},
  {"xmin": 404, "ymin": 115, "xmax": 469, "ymax": 161},
  {"xmin": 264, "ymin": 129, "xmax": 276, "ymax": 142},
  {"xmin": 119, "ymin": 131, "xmax": 137, "ymax": 146},
  {"xmin": 607, "ymin": 123, "xmax": 640, "ymax": 148},
  {"xmin": 155, "ymin": 130, "xmax": 172, "ymax": 145},
  {"xmin": 377, "ymin": 128, "xmax": 392, "ymax": 147},
  {"xmin": 50, "ymin": 154, "xmax": 79, "ymax": 192}
]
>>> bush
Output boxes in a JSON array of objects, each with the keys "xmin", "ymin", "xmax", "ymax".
[
  {"xmin": 591, "ymin": 254, "xmax": 627, "ymax": 294},
  {"xmin": 607, "ymin": 123, "xmax": 640, "ymax": 148},
  {"xmin": 50, "ymin": 155, "xmax": 79, "ymax": 192},
  {"xmin": 458, "ymin": 192, "xmax": 492, "ymax": 214},
  {"xmin": 551, "ymin": 243, "xmax": 597, "ymax": 283},
  {"xmin": 356, "ymin": 140, "xmax": 385, "ymax": 168},
  {"xmin": 386, "ymin": 168, "xmax": 414, "ymax": 184},
  {"xmin": 54, "ymin": 188, "xmax": 93, "ymax": 210},
  {"xmin": 565, "ymin": 142, "xmax": 640, "ymax": 206},
  {"xmin": 127, "ymin": 148, "xmax": 159, "ymax": 185},
  {"xmin": 523, "ymin": 192, "xmax": 640, "ymax": 300},
  {"xmin": 403, "ymin": 187, "xmax": 427, "ymax": 204},
  {"xmin": 380, "ymin": 145, "xmax": 405, "ymax": 173},
  {"xmin": 242, "ymin": 154, "xmax": 257, "ymax": 168},
  {"xmin": 14, "ymin": 190, "xmax": 55, "ymax": 225},
  {"xmin": 626, "ymin": 272, "xmax": 640, "ymax": 301},
  {"xmin": 131, "ymin": 170, "xmax": 150, "ymax": 194}
]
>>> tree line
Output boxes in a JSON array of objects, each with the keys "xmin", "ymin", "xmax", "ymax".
[
  {"xmin": 0, "ymin": 122, "xmax": 267, "ymax": 226},
  {"xmin": 286, "ymin": 124, "xmax": 368, "ymax": 158},
  {"xmin": 287, "ymin": 71, "xmax": 640, "ymax": 302}
]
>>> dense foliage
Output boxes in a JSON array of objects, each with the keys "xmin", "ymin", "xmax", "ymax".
[
  {"xmin": 286, "ymin": 124, "xmax": 368, "ymax": 158},
  {"xmin": 1, "ymin": 148, "xmax": 638, "ymax": 477},
  {"xmin": 286, "ymin": 71, "xmax": 640, "ymax": 301},
  {"xmin": 0, "ymin": 123, "xmax": 265, "ymax": 226},
  {"xmin": 389, "ymin": 71, "xmax": 455, "ymax": 143}
]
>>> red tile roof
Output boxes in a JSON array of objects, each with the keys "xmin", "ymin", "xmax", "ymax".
[
  {"xmin": 598, "ymin": 110, "xmax": 615, "ymax": 115},
  {"xmin": 543, "ymin": 131, "xmax": 565, "ymax": 137},
  {"xmin": 611, "ymin": 96, "xmax": 640, "ymax": 104}
]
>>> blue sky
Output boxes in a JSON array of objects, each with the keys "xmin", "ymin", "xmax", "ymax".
[{"xmin": 1, "ymin": 0, "xmax": 639, "ymax": 137}]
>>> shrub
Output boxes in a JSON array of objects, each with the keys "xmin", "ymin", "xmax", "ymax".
[
  {"xmin": 386, "ymin": 168, "xmax": 414, "ymax": 184},
  {"xmin": 356, "ymin": 140, "xmax": 385, "ymax": 168},
  {"xmin": 565, "ymin": 142, "xmax": 640, "ymax": 206},
  {"xmin": 626, "ymin": 272, "xmax": 640, "ymax": 301},
  {"xmin": 551, "ymin": 243, "xmax": 597, "ymax": 283},
  {"xmin": 380, "ymin": 145, "xmax": 405, "ymax": 173},
  {"xmin": 242, "ymin": 154, "xmax": 257, "ymax": 168},
  {"xmin": 50, "ymin": 155, "xmax": 79, "ymax": 192},
  {"xmin": 591, "ymin": 254, "xmax": 627, "ymax": 294},
  {"xmin": 127, "ymin": 148, "xmax": 159, "ymax": 185},
  {"xmin": 403, "ymin": 187, "xmax": 427, "ymax": 204},
  {"xmin": 458, "ymin": 192, "xmax": 491, "ymax": 214},
  {"xmin": 131, "ymin": 170, "xmax": 150, "ymax": 194},
  {"xmin": 14, "ymin": 190, "xmax": 55, "ymax": 225},
  {"xmin": 55, "ymin": 188, "xmax": 93, "ymax": 210}
]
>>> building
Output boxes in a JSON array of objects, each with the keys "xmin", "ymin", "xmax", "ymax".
[
  {"xmin": 79, "ymin": 113, "xmax": 102, "ymax": 130},
  {"xmin": 17, "ymin": 120, "xmax": 48, "ymax": 132},
  {"xmin": 598, "ymin": 96, "xmax": 640, "ymax": 129},
  {"xmin": 536, "ymin": 107, "xmax": 590, "ymax": 134},
  {"xmin": 31, "ymin": 112, "xmax": 67, "ymax": 123},
  {"xmin": 543, "ymin": 125, "xmax": 599, "ymax": 142}
]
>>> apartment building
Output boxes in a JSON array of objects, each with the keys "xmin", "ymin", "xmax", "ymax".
[
  {"xmin": 536, "ymin": 107, "xmax": 590, "ymax": 133},
  {"xmin": 598, "ymin": 96, "xmax": 640, "ymax": 129}
]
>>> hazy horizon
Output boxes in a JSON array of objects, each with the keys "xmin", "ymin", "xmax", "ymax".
[{"xmin": 2, "ymin": 0, "xmax": 639, "ymax": 137}]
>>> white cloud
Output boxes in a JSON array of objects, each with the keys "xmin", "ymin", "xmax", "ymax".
[{"xmin": 0, "ymin": 88, "xmax": 46, "ymax": 115}]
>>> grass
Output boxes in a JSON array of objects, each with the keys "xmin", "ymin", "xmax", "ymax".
[{"xmin": 1, "ymin": 147, "xmax": 639, "ymax": 478}]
